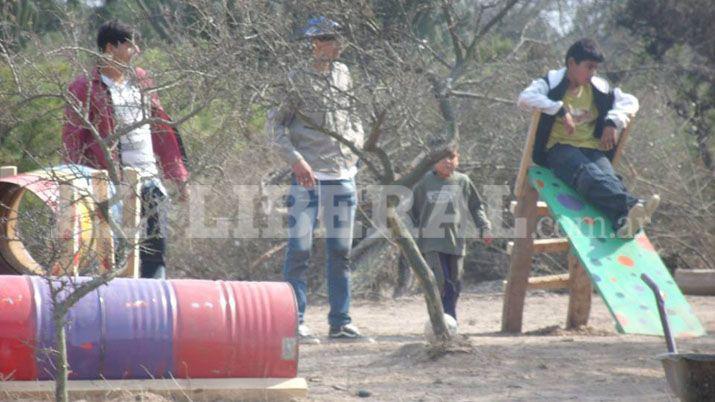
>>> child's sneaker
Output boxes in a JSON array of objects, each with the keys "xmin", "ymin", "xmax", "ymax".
[
  {"xmin": 644, "ymin": 194, "xmax": 660, "ymax": 223},
  {"xmin": 617, "ymin": 202, "xmax": 646, "ymax": 238},
  {"xmin": 298, "ymin": 324, "xmax": 320, "ymax": 345},
  {"xmin": 328, "ymin": 323, "xmax": 363, "ymax": 339}
]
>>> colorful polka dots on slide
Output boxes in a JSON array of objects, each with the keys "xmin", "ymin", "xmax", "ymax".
[
  {"xmin": 617, "ymin": 255, "xmax": 634, "ymax": 268},
  {"xmin": 526, "ymin": 166, "xmax": 704, "ymax": 336},
  {"xmin": 556, "ymin": 193, "xmax": 584, "ymax": 211}
]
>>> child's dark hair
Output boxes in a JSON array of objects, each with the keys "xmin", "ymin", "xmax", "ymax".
[
  {"xmin": 444, "ymin": 143, "xmax": 459, "ymax": 158},
  {"xmin": 565, "ymin": 38, "xmax": 605, "ymax": 66},
  {"xmin": 97, "ymin": 20, "xmax": 135, "ymax": 52}
]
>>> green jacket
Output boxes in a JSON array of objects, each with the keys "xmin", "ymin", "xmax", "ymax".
[{"xmin": 410, "ymin": 171, "xmax": 490, "ymax": 256}]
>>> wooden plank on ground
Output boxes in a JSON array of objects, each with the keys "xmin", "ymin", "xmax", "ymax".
[
  {"xmin": 0, "ymin": 377, "xmax": 308, "ymax": 401},
  {"xmin": 674, "ymin": 269, "xmax": 715, "ymax": 295}
]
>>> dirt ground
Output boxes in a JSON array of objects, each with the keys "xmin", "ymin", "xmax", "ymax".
[
  {"xmin": 5, "ymin": 283, "xmax": 713, "ymax": 402},
  {"xmin": 297, "ymin": 282, "xmax": 715, "ymax": 402}
]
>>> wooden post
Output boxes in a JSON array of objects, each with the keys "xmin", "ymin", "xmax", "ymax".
[
  {"xmin": 501, "ymin": 183, "xmax": 539, "ymax": 333},
  {"xmin": 514, "ymin": 112, "xmax": 540, "ymax": 198},
  {"xmin": 0, "ymin": 166, "xmax": 18, "ymax": 178},
  {"xmin": 566, "ymin": 251, "xmax": 592, "ymax": 328},
  {"xmin": 611, "ymin": 125, "xmax": 630, "ymax": 165},
  {"xmin": 56, "ymin": 183, "xmax": 79, "ymax": 276},
  {"xmin": 121, "ymin": 168, "xmax": 141, "ymax": 278},
  {"xmin": 91, "ymin": 170, "xmax": 115, "ymax": 273}
]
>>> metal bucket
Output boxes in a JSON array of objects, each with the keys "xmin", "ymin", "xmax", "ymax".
[{"xmin": 658, "ymin": 353, "xmax": 715, "ymax": 401}]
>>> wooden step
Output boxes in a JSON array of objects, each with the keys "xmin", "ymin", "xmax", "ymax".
[
  {"xmin": 506, "ymin": 238, "xmax": 570, "ymax": 255},
  {"xmin": 509, "ymin": 200, "xmax": 550, "ymax": 217},
  {"xmin": 503, "ymin": 273, "xmax": 570, "ymax": 291}
]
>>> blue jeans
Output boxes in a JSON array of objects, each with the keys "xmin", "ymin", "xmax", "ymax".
[
  {"xmin": 423, "ymin": 252, "xmax": 463, "ymax": 321},
  {"xmin": 139, "ymin": 182, "xmax": 168, "ymax": 279},
  {"xmin": 283, "ymin": 177, "xmax": 357, "ymax": 328},
  {"xmin": 547, "ymin": 144, "xmax": 638, "ymax": 229}
]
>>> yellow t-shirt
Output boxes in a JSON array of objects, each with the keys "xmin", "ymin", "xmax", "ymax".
[{"xmin": 547, "ymin": 84, "xmax": 601, "ymax": 150}]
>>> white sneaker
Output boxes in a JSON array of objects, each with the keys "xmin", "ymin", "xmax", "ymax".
[
  {"xmin": 298, "ymin": 324, "xmax": 320, "ymax": 344},
  {"xmin": 329, "ymin": 323, "xmax": 363, "ymax": 339},
  {"xmin": 617, "ymin": 202, "xmax": 646, "ymax": 238}
]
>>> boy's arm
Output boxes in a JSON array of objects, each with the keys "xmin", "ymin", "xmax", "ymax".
[
  {"xmin": 409, "ymin": 182, "xmax": 423, "ymax": 227},
  {"xmin": 62, "ymin": 79, "xmax": 90, "ymax": 164},
  {"xmin": 466, "ymin": 180, "xmax": 491, "ymax": 232},
  {"xmin": 605, "ymin": 88, "xmax": 639, "ymax": 132},
  {"xmin": 517, "ymin": 77, "xmax": 563, "ymax": 115}
]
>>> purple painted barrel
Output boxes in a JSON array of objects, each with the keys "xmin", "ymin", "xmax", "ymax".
[
  {"xmin": 31, "ymin": 277, "xmax": 175, "ymax": 380},
  {"xmin": 0, "ymin": 276, "xmax": 297, "ymax": 381}
]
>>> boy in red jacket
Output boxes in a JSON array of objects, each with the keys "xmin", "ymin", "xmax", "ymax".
[{"xmin": 62, "ymin": 20, "xmax": 189, "ymax": 278}]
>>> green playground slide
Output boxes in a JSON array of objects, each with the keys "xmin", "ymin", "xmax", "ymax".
[{"xmin": 527, "ymin": 166, "xmax": 705, "ymax": 337}]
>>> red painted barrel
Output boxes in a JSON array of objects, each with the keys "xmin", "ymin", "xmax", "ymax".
[
  {"xmin": 172, "ymin": 280, "xmax": 298, "ymax": 378},
  {"xmin": 0, "ymin": 276, "xmax": 36, "ymax": 380},
  {"xmin": 0, "ymin": 277, "xmax": 298, "ymax": 380}
]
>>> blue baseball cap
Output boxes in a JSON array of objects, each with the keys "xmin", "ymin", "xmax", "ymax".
[{"xmin": 304, "ymin": 16, "xmax": 341, "ymax": 39}]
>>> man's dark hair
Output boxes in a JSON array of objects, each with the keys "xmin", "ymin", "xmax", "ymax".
[
  {"xmin": 97, "ymin": 20, "xmax": 135, "ymax": 52},
  {"xmin": 565, "ymin": 38, "xmax": 605, "ymax": 66}
]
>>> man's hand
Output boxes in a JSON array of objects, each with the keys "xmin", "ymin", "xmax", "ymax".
[
  {"xmin": 562, "ymin": 111, "xmax": 575, "ymax": 135},
  {"xmin": 292, "ymin": 159, "xmax": 315, "ymax": 188},
  {"xmin": 600, "ymin": 126, "xmax": 619, "ymax": 151}
]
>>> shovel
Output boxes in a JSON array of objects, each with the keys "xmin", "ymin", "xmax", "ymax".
[{"xmin": 641, "ymin": 273, "xmax": 715, "ymax": 401}]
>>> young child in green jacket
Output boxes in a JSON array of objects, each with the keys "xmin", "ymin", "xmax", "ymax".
[{"xmin": 410, "ymin": 147, "xmax": 491, "ymax": 320}]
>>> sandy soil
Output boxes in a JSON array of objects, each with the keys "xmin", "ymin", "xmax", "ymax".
[
  {"xmin": 297, "ymin": 283, "xmax": 715, "ymax": 401},
  {"xmin": 5, "ymin": 283, "xmax": 712, "ymax": 402}
]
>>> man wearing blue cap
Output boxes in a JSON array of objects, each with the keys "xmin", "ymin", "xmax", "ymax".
[{"xmin": 268, "ymin": 17, "xmax": 365, "ymax": 342}]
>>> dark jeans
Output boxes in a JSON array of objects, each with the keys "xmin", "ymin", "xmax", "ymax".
[
  {"xmin": 139, "ymin": 183, "xmax": 168, "ymax": 279},
  {"xmin": 547, "ymin": 144, "xmax": 638, "ymax": 229},
  {"xmin": 283, "ymin": 178, "xmax": 357, "ymax": 328},
  {"xmin": 423, "ymin": 252, "xmax": 463, "ymax": 321}
]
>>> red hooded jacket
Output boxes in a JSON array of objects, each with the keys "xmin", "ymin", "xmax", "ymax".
[{"xmin": 62, "ymin": 66, "xmax": 189, "ymax": 184}]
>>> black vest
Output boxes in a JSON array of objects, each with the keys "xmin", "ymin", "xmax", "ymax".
[{"xmin": 532, "ymin": 75, "xmax": 616, "ymax": 166}]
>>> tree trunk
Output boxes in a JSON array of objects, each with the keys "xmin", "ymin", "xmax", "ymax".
[
  {"xmin": 385, "ymin": 206, "xmax": 449, "ymax": 342},
  {"xmin": 53, "ymin": 306, "xmax": 69, "ymax": 402}
]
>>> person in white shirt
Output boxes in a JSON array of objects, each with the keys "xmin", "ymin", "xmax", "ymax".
[{"xmin": 63, "ymin": 20, "xmax": 190, "ymax": 278}]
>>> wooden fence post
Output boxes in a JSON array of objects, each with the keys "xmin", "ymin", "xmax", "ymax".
[
  {"xmin": 121, "ymin": 168, "xmax": 141, "ymax": 278},
  {"xmin": 91, "ymin": 170, "xmax": 115, "ymax": 273},
  {"xmin": 56, "ymin": 183, "xmax": 79, "ymax": 276}
]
